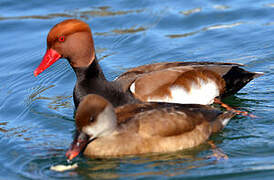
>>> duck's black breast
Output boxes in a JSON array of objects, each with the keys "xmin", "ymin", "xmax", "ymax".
[
  {"xmin": 73, "ymin": 80, "xmax": 138, "ymax": 109},
  {"xmin": 73, "ymin": 59, "xmax": 138, "ymax": 109}
]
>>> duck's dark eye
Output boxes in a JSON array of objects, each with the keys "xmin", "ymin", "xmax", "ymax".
[
  {"xmin": 58, "ymin": 35, "xmax": 65, "ymax": 42},
  {"xmin": 90, "ymin": 117, "xmax": 93, "ymax": 122}
]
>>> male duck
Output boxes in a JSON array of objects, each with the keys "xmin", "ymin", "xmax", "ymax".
[{"xmin": 34, "ymin": 19, "xmax": 263, "ymax": 109}]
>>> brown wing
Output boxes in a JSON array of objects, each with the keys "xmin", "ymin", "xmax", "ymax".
[
  {"xmin": 115, "ymin": 102, "xmax": 223, "ymax": 138},
  {"xmin": 115, "ymin": 103, "xmax": 159, "ymax": 124},
  {"xmin": 117, "ymin": 62, "xmax": 242, "ymax": 79},
  {"xmin": 115, "ymin": 62, "xmax": 237, "ymax": 98},
  {"xmin": 116, "ymin": 61, "xmax": 262, "ymax": 98},
  {"xmin": 116, "ymin": 61, "xmax": 241, "ymax": 83}
]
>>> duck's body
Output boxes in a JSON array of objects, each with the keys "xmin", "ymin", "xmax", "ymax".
[
  {"xmin": 34, "ymin": 19, "xmax": 263, "ymax": 109},
  {"xmin": 73, "ymin": 57, "xmax": 261, "ymax": 108},
  {"xmin": 84, "ymin": 103, "xmax": 233, "ymax": 157},
  {"xmin": 66, "ymin": 94, "xmax": 235, "ymax": 159}
]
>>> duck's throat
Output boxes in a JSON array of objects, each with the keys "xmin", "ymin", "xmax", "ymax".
[{"xmin": 73, "ymin": 57, "xmax": 106, "ymax": 81}]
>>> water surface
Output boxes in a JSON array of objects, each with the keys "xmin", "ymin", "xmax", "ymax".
[{"xmin": 0, "ymin": 0, "xmax": 273, "ymax": 179}]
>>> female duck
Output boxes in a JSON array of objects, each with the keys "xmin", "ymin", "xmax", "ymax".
[{"xmin": 66, "ymin": 94, "xmax": 235, "ymax": 160}]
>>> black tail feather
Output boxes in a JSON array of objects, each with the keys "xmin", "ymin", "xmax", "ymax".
[{"xmin": 222, "ymin": 66, "xmax": 263, "ymax": 97}]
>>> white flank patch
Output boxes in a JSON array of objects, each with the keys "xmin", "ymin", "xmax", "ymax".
[
  {"xmin": 147, "ymin": 78, "xmax": 219, "ymax": 105},
  {"xmin": 130, "ymin": 82, "xmax": 136, "ymax": 94}
]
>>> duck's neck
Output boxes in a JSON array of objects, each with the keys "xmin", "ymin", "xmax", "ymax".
[
  {"xmin": 71, "ymin": 56, "xmax": 138, "ymax": 108},
  {"xmin": 73, "ymin": 57, "xmax": 107, "ymax": 82}
]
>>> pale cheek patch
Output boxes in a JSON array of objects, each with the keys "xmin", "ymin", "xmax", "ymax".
[
  {"xmin": 147, "ymin": 79, "xmax": 220, "ymax": 105},
  {"xmin": 83, "ymin": 126, "xmax": 94, "ymax": 137},
  {"xmin": 83, "ymin": 105, "xmax": 117, "ymax": 138}
]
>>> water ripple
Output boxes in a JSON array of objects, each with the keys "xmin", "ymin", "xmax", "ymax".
[
  {"xmin": 0, "ymin": 0, "xmax": 273, "ymax": 179},
  {"xmin": 0, "ymin": 6, "xmax": 145, "ymax": 21},
  {"xmin": 181, "ymin": 8, "xmax": 202, "ymax": 16},
  {"xmin": 166, "ymin": 22, "xmax": 243, "ymax": 38}
]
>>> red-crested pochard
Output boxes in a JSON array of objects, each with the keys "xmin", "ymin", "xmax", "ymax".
[
  {"xmin": 34, "ymin": 19, "xmax": 263, "ymax": 109},
  {"xmin": 66, "ymin": 94, "xmax": 235, "ymax": 160}
]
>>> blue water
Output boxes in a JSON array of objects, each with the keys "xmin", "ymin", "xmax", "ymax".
[{"xmin": 0, "ymin": 0, "xmax": 273, "ymax": 179}]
